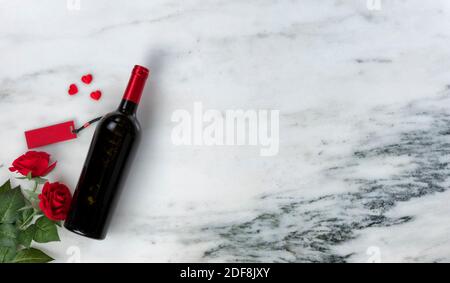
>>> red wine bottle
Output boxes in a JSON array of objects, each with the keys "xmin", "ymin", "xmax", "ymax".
[{"xmin": 64, "ymin": 65, "xmax": 149, "ymax": 239}]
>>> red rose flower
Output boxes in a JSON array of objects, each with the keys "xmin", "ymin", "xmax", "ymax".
[
  {"xmin": 9, "ymin": 151, "xmax": 56, "ymax": 178},
  {"xmin": 38, "ymin": 182, "xmax": 72, "ymax": 221}
]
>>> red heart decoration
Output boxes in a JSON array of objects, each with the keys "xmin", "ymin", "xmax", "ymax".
[
  {"xmin": 68, "ymin": 84, "xmax": 78, "ymax": 95},
  {"xmin": 90, "ymin": 90, "xmax": 102, "ymax": 101},
  {"xmin": 81, "ymin": 74, "xmax": 93, "ymax": 84}
]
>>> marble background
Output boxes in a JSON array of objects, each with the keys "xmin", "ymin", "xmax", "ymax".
[{"xmin": 1, "ymin": 0, "xmax": 450, "ymax": 263}]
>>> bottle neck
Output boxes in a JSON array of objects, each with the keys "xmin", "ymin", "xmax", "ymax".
[
  {"xmin": 118, "ymin": 65, "xmax": 150, "ymax": 115},
  {"xmin": 118, "ymin": 99, "xmax": 138, "ymax": 115}
]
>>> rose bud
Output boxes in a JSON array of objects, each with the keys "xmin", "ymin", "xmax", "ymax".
[{"xmin": 9, "ymin": 151, "xmax": 57, "ymax": 178}]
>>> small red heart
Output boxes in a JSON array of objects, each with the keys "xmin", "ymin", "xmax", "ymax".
[
  {"xmin": 90, "ymin": 90, "xmax": 102, "ymax": 101},
  {"xmin": 81, "ymin": 74, "xmax": 93, "ymax": 84},
  {"xmin": 68, "ymin": 84, "xmax": 78, "ymax": 95}
]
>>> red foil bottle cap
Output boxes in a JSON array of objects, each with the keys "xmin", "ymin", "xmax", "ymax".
[{"xmin": 122, "ymin": 65, "xmax": 150, "ymax": 104}]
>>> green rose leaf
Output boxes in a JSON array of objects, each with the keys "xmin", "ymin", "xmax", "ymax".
[
  {"xmin": 11, "ymin": 248, "xmax": 53, "ymax": 263},
  {"xmin": 33, "ymin": 216, "xmax": 60, "ymax": 243},
  {"xmin": 0, "ymin": 180, "xmax": 11, "ymax": 193},
  {"xmin": 17, "ymin": 207, "xmax": 36, "ymax": 229},
  {"xmin": 17, "ymin": 224, "xmax": 36, "ymax": 248},
  {"xmin": 0, "ymin": 187, "xmax": 26, "ymax": 224},
  {"xmin": 0, "ymin": 246, "xmax": 16, "ymax": 263},
  {"xmin": 0, "ymin": 223, "xmax": 18, "ymax": 248}
]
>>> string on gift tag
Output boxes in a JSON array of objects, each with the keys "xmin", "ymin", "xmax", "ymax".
[{"xmin": 72, "ymin": 116, "xmax": 103, "ymax": 134}]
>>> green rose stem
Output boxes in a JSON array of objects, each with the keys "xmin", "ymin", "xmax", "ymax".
[
  {"xmin": 33, "ymin": 179, "xmax": 38, "ymax": 192},
  {"xmin": 19, "ymin": 210, "xmax": 37, "ymax": 230}
]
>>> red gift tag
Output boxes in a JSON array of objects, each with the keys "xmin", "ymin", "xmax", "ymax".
[{"xmin": 25, "ymin": 121, "xmax": 77, "ymax": 149}]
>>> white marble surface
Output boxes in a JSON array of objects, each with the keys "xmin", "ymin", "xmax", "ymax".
[{"xmin": 1, "ymin": 0, "xmax": 450, "ymax": 262}]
